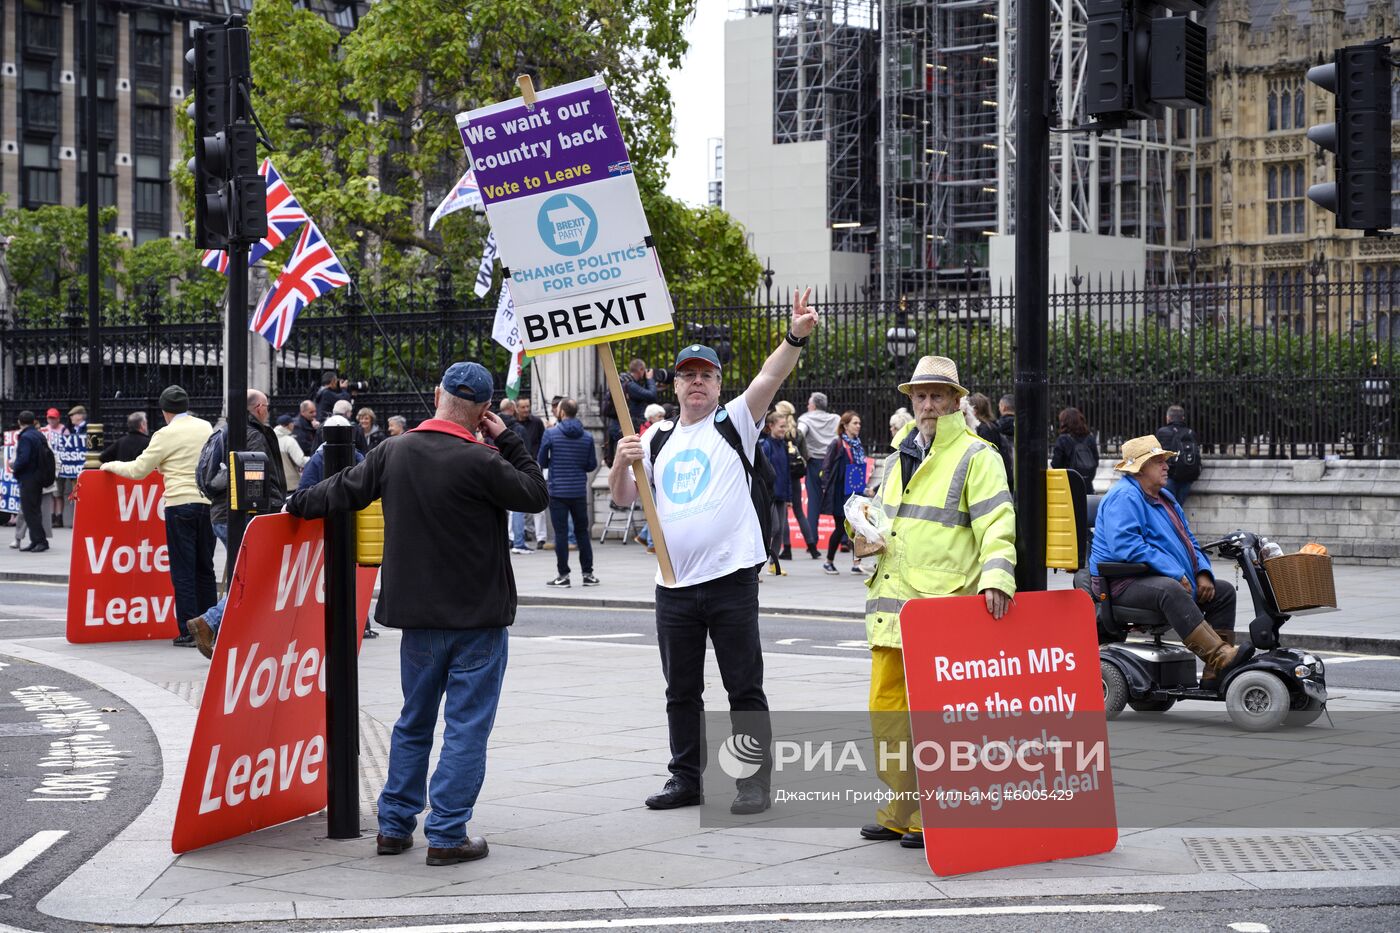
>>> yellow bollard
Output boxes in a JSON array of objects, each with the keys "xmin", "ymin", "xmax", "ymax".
[{"xmin": 355, "ymin": 499, "xmax": 384, "ymax": 566}]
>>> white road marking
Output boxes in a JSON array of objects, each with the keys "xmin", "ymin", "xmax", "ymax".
[
  {"xmin": 330, "ymin": 903, "xmax": 1163, "ymax": 933},
  {"xmin": 529, "ymin": 633, "xmax": 645, "ymax": 642},
  {"xmin": 1318, "ymin": 655, "xmax": 1400, "ymax": 665},
  {"xmin": 0, "ymin": 831, "xmax": 67, "ymax": 887},
  {"xmin": 776, "ymin": 638, "xmax": 809, "ymax": 645},
  {"xmin": 1227, "ymin": 923, "xmax": 1270, "ymax": 933}
]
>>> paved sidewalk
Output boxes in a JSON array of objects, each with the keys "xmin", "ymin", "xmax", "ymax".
[
  {"xmin": 5, "ymin": 527, "xmax": 1399, "ymax": 652},
  {"xmin": 3, "ymin": 626, "xmax": 1398, "ymax": 926}
]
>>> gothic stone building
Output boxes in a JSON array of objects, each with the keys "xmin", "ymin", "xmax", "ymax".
[{"xmin": 1189, "ymin": 0, "xmax": 1400, "ymax": 339}]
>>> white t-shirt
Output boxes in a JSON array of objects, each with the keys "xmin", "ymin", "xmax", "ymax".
[{"xmin": 641, "ymin": 395, "xmax": 768, "ymax": 587}]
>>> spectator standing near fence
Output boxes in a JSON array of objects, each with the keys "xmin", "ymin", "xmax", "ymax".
[
  {"xmin": 11, "ymin": 412, "xmax": 51, "ymax": 552},
  {"xmin": 798, "ymin": 392, "xmax": 840, "ymax": 559},
  {"xmin": 1051, "ymin": 406, "xmax": 1099, "ymax": 491},
  {"xmin": 540, "ymin": 398, "xmax": 599, "ymax": 588},
  {"xmin": 820, "ymin": 411, "xmax": 867, "ymax": 575},
  {"xmin": 100, "ymin": 386, "xmax": 215, "ymax": 648},
  {"xmin": 100, "ymin": 412, "xmax": 151, "ymax": 463},
  {"xmin": 1155, "ymin": 405, "xmax": 1203, "ymax": 506},
  {"xmin": 758, "ymin": 412, "xmax": 792, "ymax": 576}
]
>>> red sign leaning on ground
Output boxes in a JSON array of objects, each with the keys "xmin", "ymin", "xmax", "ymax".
[
  {"xmin": 172, "ymin": 512, "xmax": 377, "ymax": 854},
  {"xmin": 66, "ymin": 470, "xmax": 181, "ymax": 644},
  {"xmin": 899, "ymin": 589, "xmax": 1117, "ymax": 876}
]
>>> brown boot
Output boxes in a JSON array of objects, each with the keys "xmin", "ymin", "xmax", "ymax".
[
  {"xmin": 1199, "ymin": 629, "xmax": 1236, "ymax": 688},
  {"xmin": 1183, "ymin": 622, "xmax": 1254, "ymax": 690}
]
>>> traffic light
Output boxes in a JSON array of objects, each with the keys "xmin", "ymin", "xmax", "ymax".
[
  {"xmin": 1306, "ymin": 42, "xmax": 1394, "ymax": 232},
  {"xmin": 1085, "ymin": 0, "xmax": 1207, "ymax": 125},
  {"xmin": 186, "ymin": 24, "xmax": 230, "ymax": 250},
  {"xmin": 186, "ymin": 19, "xmax": 265, "ymax": 246}
]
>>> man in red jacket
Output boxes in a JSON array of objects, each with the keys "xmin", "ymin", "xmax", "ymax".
[{"xmin": 289, "ymin": 361, "xmax": 548, "ymax": 867}]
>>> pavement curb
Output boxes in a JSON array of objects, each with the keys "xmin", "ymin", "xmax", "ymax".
[
  {"xmin": 7, "ymin": 572, "xmax": 1398, "ymax": 656},
  {"xmin": 4, "ymin": 638, "xmax": 1399, "ymax": 927}
]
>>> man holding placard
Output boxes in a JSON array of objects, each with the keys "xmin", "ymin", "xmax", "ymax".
[{"xmin": 610, "ymin": 289, "xmax": 819, "ymax": 816}]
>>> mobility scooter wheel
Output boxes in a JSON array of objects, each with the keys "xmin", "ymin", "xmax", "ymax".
[
  {"xmin": 1101, "ymin": 660, "xmax": 1128, "ymax": 720},
  {"xmin": 1286, "ymin": 696, "xmax": 1325, "ymax": 727},
  {"xmin": 1225, "ymin": 671, "xmax": 1291, "ymax": 731},
  {"xmin": 1128, "ymin": 697, "xmax": 1176, "ymax": 713}
]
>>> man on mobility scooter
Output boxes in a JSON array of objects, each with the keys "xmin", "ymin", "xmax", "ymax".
[{"xmin": 1089, "ymin": 435, "xmax": 1255, "ymax": 690}]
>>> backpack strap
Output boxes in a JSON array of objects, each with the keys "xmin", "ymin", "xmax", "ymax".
[
  {"xmin": 712, "ymin": 408, "xmax": 756, "ymax": 482},
  {"xmin": 647, "ymin": 419, "xmax": 676, "ymax": 467}
]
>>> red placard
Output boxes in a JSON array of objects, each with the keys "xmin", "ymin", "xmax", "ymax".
[
  {"xmin": 899, "ymin": 590, "xmax": 1117, "ymax": 876},
  {"xmin": 66, "ymin": 470, "xmax": 181, "ymax": 643},
  {"xmin": 172, "ymin": 513, "xmax": 378, "ymax": 854}
]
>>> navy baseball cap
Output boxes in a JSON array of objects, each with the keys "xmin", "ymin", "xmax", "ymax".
[
  {"xmin": 276, "ymin": 414, "xmax": 294, "ymax": 427},
  {"xmin": 442, "ymin": 361, "xmax": 494, "ymax": 403},
  {"xmin": 674, "ymin": 344, "xmax": 721, "ymax": 371}
]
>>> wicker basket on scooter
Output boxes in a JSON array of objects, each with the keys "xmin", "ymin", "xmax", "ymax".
[{"xmin": 1262, "ymin": 553, "xmax": 1337, "ymax": 612}]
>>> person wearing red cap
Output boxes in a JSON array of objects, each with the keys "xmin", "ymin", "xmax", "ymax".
[
  {"xmin": 610, "ymin": 287, "xmax": 820, "ymax": 817},
  {"xmin": 41, "ymin": 408, "xmax": 74, "ymax": 528}
]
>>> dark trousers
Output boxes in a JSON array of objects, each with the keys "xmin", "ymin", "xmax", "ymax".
[
  {"xmin": 164, "ymin": 503, "xmax": 217, "ymax": 637},
  {"xmin": 768, "ymin": 498, "xmax": 788, "ymax": 564},
  {"xmin": 825, "ymin": 490, "xmax": 850, "ymax": 560},
  {"xmin": 18, "ymin": 475, "xmax": 47, "ymax": 547},
  {"xmin": 803, "ymin": 462, "xmax": 824, "ymax": 549},
  {"xmin": 655, "ymin": 566, "xmax": 771, "ymax": 790},
  {"xmin": 549, "ymin": 496, "xmax": 592, "ymax": 576},
  {"xmin": 1115, "ymin": 575, "xmax": 1237, "ymax": 640}
]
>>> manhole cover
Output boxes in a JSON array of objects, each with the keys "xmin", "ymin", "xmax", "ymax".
[{"xmin": 1185, "ymin": 835, "xmax": 1400, "ymax": 872}]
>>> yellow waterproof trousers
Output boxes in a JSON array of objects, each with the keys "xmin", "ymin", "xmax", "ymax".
[{"xmin": 869, "ymin": 646, "xmax": 922, "ymax": 834}]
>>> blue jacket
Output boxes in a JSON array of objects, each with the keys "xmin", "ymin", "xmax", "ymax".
[
  {"xmin": 12, "ymin": 426, "xmax": 46, "ymax": 479},
  {"xmin": 623, "ymin": 376, "xmax": 658, "ymax": 424},
  {"xmin": 1090, "ymin": 474, "xmax": 1213, "ymax": 596},
  {"xmin": 758, "ymin": 435, "xmax": 791, "ymax": 501},
  {"xmin": 538, "ymin": 419, "xmax": 597, "ymax": 499},
  {"xmin": 298, "ymin": 444, "xmax": 365, "ymax": 490}
]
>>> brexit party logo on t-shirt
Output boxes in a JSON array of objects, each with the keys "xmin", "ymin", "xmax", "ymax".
[{"xmin": 661, "ymin": 449, "xmax": 712, "ymax": 504}]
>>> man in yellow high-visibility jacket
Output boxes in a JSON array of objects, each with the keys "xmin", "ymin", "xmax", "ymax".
[{"xmin": 859, "ymin": 355, "xmax": 1017, "ymax": 850}]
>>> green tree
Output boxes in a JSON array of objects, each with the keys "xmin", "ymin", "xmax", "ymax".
[
  {"xmin": 194, "ymin": 0, "xmax": 761, "ymax": 300},
  {"xmin": 0, "ymin": 204, "xmax": 123, "ymax": 321},
  {"xmin": 117, "ymin": 236, "xmax": 228, "ymax": 314}
]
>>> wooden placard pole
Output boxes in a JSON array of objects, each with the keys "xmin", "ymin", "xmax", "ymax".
[
  {"xmin": 517, "ymin": 74, "xmax": 537, "ymax": 107},
  {"xmin": 598, "ymin": 345, "xmax": 676, "ymax": 586}
]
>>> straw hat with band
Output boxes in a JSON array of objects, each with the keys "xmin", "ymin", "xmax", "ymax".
[
  {"xmin": 898, "ymin": 355, "xmax": 968, "ymax": 398},
  {"xmin": 1114, "ymin": 435, "xmax": 1177, "ymax": 475}
]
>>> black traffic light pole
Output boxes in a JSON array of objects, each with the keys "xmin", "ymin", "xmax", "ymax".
[
  {"xmin": 1013, "ymin": 0, "xmax": 1050, "ymax": 594},
  {"xmin": 85, "ymin": 0, "xmax": 101, "ymax": 436},
  {"xmin": 320, "ymin": 424, "xmax": 360, "ymax": 839}
]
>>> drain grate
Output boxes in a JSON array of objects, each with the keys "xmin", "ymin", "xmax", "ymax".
[{"xmin": 1185, "ymin": 835, "xmax": 1400, "ymax": 873}]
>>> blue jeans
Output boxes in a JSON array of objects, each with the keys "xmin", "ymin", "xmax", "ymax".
[
  {"xmin": 212, "ymin": 521, "xmax": 227, "ymax": 545},
  {"xmin": 1165, "ymin": 478, "xmax": 1193, "ymax": 506},
  {"xmin": 550, "ymin": 497, "xmax": 593, "ymax": 576},
  {"xmin": 165, "ymin": 503, "xmax": 217, "ymax": 637},
  {"xmin": 803, "ymin": 461, "xmax": 824, "ymax": 550},
  {"xmin": 378, "ymin": 626, "xmax": 509, "ymax": 847},
  {"xmin": 204, "ymin": 595, "xmax": 227, "ymax": 632},
  {"xmin": 510, "ymin": 511, "xmax": 527, "ymax": 549}
]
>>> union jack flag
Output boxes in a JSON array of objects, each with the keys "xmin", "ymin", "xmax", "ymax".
[
  {"xmin": 249, "ymin": 160, "xmax": 309, "ymax": 264},
  {"xmin": 248, "ymin": 221, "xmax": 349, "ymax": 349},
  {"xmin": 201, "ymin": 249, "xmax": 229, "ymax": 274},
  {"xmin": 199, "ymin": 160, "xmax": 310, "ymax": 273}
]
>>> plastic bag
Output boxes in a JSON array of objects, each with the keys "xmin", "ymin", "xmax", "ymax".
[{"xmin": 844, "ymin": 494, "xmax": 890, "ymax": 555}]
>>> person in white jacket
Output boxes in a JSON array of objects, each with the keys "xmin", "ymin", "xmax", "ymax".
[{"xmin": 274, "ymin": 414, "xmax": 308, "ymax": 484}]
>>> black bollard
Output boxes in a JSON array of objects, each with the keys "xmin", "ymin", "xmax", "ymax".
[{"xmin": 321, "ymin": 423, "xmax": 360, "ymax": 838}]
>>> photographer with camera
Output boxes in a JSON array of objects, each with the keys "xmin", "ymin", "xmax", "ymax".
[{"xmin": 315, "ymin": 371, "xmax": 351, "ymax": 425}]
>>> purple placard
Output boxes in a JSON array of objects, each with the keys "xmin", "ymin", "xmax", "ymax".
[{"xmin": 459, "ymin": 85, "xmax": 632, "ymax": 206}]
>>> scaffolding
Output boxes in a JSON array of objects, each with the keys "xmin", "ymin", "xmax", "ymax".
[
  {"xmin": 770, "ymin": 0, "xmax": 879, "ymax": 252},
  {"xmin": 999, "ymin": 0, "xmax": 1200, "ymax": 285},
  {"xmin": 746, "ymin": 0, "xmax": 1200, "ymax": 297}
]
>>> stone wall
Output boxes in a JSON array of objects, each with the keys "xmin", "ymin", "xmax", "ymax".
[{"xmin": 1095, "ymin": 459, "xmax": 1400, "ymax": 566}]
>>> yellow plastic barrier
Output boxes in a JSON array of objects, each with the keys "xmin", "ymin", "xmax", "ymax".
[
  {"xmin": 1045, "ymin": 468, "xmax": 1079, "ymax": 570},
  {"xmin": 355, "ymin": 499, "xmax": 384, "ymax": 566}
]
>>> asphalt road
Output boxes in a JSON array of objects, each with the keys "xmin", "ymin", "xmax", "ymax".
[
  {"xmin": 2, "ymin": 580, "xmax": 1398, "ymax": 691},
  {"xmin": 0, "ymin": 648, "xmax": 161, "ymax": 933}
]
